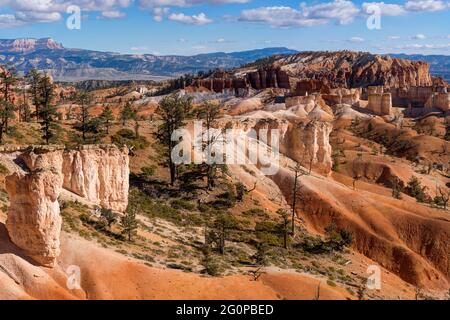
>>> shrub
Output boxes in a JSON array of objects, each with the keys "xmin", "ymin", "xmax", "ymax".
[
  {"xmin": 170, "ymin": 199, "xmax": 196, "ymax": 211},
  {"xmin": 111, "ymin": 129, "xmax": 149, "ymax": 150},
  {"xmin": 254, "ymin": 242, "xmax": 270, "ymax": 266},
  {"xmin": 0, "ymin": 163, "xmax": 9, "ymax": 175},
  {"xmin": 407, "ymin": 176, "xmax": 427, "ymax": 202},
  {"xmin": 141, "ymin": 165, "xmax": 157, "ymax": 177},
  {"xmin": 255, "ymin": 221, "xmax": 282, "ymax": 246},
  {"xmin": 201, "ymin": 250, "xmax": 222, "ymax": 276}
]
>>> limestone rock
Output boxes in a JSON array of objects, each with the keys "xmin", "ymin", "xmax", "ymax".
[
  {"xmin": 5, "ymin": 148, "xmax": 64, "ymax": 267},
  {"xmin": 276, "ymin": 51, "xmax": 433, "ymax": 88},
  {"xmin": 254, "ymin": 118, "xmax": 333, "ymax": 176},
  {"xmin": 287, "ymin": 120, "xmax": 333, "ymax": 176},
  {"xmin": 62, "ymin": 145, "xmax": 129, "ymax": 212},
  {"xmin": 368, "ymin": 93, "xmax": 392, "ymax": 115}
]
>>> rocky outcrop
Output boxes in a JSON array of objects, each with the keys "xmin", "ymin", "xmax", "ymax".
[
  {"xmin": 3, "ymin": 144, "xmax": 129, "ymax": 267},
  {"xmin": 192, "ymin": 67, "xmax": 290, "ymax": 94},
  {"xmin": 367, "ymin": 93, "xmax": 392, "ymax": 115},
  {"xmin": 247, "ymin": 67, "xmax": 290, "ymax": 90},
  {"xmin": 254, "ymin": 118, "xmax": 333, "ymax": 176},
  {"xmin": 391, "ymin": 86, "xmax": 434, "ymax": 107},
  {"xmin": 275, "ymin": 51, "xmax": 433, "ymax": 88},
  {"xmin": 425, "ymin": 92, "xmax": 450, "ymax": 112},
  {"xmin": 285, "ymin": 121, "xmax": 333, "ymax": 176},
  {"xmin": 5, "ymin": 147, "xmax": 64, "ymax": 267},
  {"xmin": 62, "ymin": 145, "xmax": 129, "ymax": 212}
]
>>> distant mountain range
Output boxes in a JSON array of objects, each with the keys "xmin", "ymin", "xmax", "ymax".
[
  {"xmin": 0, "ymin": 38, "xmax": 448, "ymax": 82},
  {"xmin": 0, "ymin": 38, "xmax": 298, "ymax": 81},
  {"xmin": 390, "ymin": 54, "xmax": 450, "ymax": 82}
]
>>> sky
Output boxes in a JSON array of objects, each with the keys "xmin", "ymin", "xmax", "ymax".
[{"xmin": 0, "ymin": 0, "xmax": 449, "ymax": 56}]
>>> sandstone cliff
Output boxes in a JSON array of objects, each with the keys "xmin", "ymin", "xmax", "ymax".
[
  {"xmin": 253, "ymin": 118, "xmax": 333, "ymax": 176},
  {"xmin": 3, "ymin": 144, "xmax": 129, "ymax": 267},
  {"xmin": 5, "ymin": 147, "xmax": 64, "ymax": 267},
  {"xmin": 276, "ymin": 51, "xmax": 432, "ymax": 88},
  {"xmin": 62, "ymin": 145, "xmax": 129, "ymax": 212}
]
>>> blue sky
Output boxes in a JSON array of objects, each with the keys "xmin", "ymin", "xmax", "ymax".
[{"xmin": 0, "ymin": 0, "xmax": 449, "ymax": 55}]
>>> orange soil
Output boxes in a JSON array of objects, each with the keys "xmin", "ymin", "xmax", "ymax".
[{"xmin": 0, "ymin": 227, "xmax": 350, "ymax": 300}]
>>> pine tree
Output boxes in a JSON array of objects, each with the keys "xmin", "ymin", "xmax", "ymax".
[
  {"xmin": 212, "ymin": 213, "xmax": 238, "ymax": 254},
  {"xmin": 99, "ymin": 105, "xmax": 114, "ymax": 134},
  {"xmin": 120, "ymin": 102, "xmax": 136, "ymax": 126},
  {"xmin": 26, "ymin": 68, "xmax": 42, "ymax": 121},
  {"xmin": 198, "ymin": 101, "xmax": 222, "ymax": 190},
  {"xmin": 0, "ymin": 68, "xmax": 17, "ymax": 141},
  {"xmin": 407, "ymin": 176, "xmax": 426, "ymax": 203},
  {"xmin": 154, "ymin": 95, "xmax": 189, "ymax": 185},
  {"xmin": 36, "ymin": 75, "xmax": 58, "ymax": 144},
  {"xmin": 121, "ymin": 204, "xmax": 139, "ymax": 241},
  {"xmin": 75, "ymin": 91, "xmax": 92, "ymax": 143},
  {"xmin": 277, "ymin": 208, "xmax": 290, "ymax": 249}
]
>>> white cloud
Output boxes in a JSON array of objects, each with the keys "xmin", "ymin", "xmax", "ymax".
[
  {"xmin": 362, "ymin": 2, "xmax": 407, "ymax": 16},
  {"xmin": 398, "ymin": 43, "xmax": 450, "ymax": 49},
  {"xmin": 347, "ymin": 36, "xmax": 365, "ymax": 42},
  {"xmin": 301, "ymin": 0, "xmax": 360, "ymax": 25},
  {"xmin": 388, "ymin": 35, "xmax": 401, "ymax": 40},
  {"xmin": 130, "ymin": 46, "xmax": 149, "ymax": 51},
  {"xmin": 411, "ymin": 33, "xmax": 426, "ymax": 39},
  {"xmin": 138, "ymin": 0, "xmax": 249, "ymax": 8},
  {"xmin": 168, "ymin": 12, "xmax": 213, "ymax": 24},
  {"xmin": 153, "ymin": 7, "xmax": 170, "ymax": 21},
  {"xmin": 238, "ymin": 1, "xmax": 360, "ymax": 28},
  {"xmin": 404, "ymin": 0, "xmax": 447, "ymax": 12},
  {"xmin": 216, "ymin": 38, "xmax": 226, "ymax": 43},
  {"xmin": 0, "ymin": 14, "xmax": 26, "ymax": 28},
  {"xmin": 101, "ymin": 10, "xmax": 126, "ymax": 19},
  {"xmin": 0, "ymin": 0, "xmax": 132, "ymax": 26}
]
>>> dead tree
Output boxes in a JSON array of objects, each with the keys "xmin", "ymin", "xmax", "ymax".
[
  {"xmin": 249, "ymin": 267, "xmax": 265, "ymax": 281},
  {"xmin": 314, "ymin": 282, "xmax": 321, "ymax": 300},
  {"xmin": 291, "ymin": 161, "xmax": 306, "ymax": 236},
  {"xmin": 351, "ymin": 152, "xmax": 364, "ymax": 190}
]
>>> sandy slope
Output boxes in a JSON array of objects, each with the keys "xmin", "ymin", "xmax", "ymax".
[{"xmin": 0, "ymin": 227, "xmax": 350, "ymax": 300}]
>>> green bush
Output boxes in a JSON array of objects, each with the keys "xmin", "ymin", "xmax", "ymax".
[
  {"xmin": 111, "ymin": 129, "xmax": 149, "ymax": 150},
  {"xmin": 141, "ymin": 165, "xmax": 157, "ymax": 177},
  {"xmin": 407, "ymin": 176, "xmax": 427, "ymax": 202},
  {"xmin": 170, "ymin": 199, "xmax": 196, "ymax": 211},
  {"xmin": 201, "ymin": 253, "xmax": 222, "ymax": 276},
  {"xmin": 0, "ymin": 163, "xmax": 9, "ymax": 175}
]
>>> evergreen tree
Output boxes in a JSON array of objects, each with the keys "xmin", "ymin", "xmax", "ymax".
[
  {"xmin": 75, "ymin": 91, "xmax": 92, "ymax": 143},
  {"xmin": 121, "ymin": 204, "xmax": 139, "ymax": 241},
  {"xmin": 407, "ymin": 176, "xmax": 427, "ymax": 203},
  {"xmin": 36, "ymin": 75, "xmax": 58, "ymax": 144},
  {"xmin": 277, "ymin": 208, "xmax": 290, "ymax": 249},
  {"xmin": 0, "ymin": 68, "xmax": 17, "ymax": 141},
  {"xmin": 198, "ymin": 101, "xmax": 222, "ymax": 190},
  {"xmin": 99, "ymin": 105, "xmax": 114, "ymax": 134},
  {"xmin": 26, "ymin": 68, "xmax": 42, "ymax": 120},
  {"xmin": 154, "ymin": 95, "xmax": 189, "ymax": 185},
  {"xmin": 120, "ymin": 102, "xmax": 136, "ymax": 126},
  {"xmin": 210, "ymin": 213, "xmax": 238, "ymax": 254}
]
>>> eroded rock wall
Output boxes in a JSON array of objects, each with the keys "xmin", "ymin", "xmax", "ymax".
[
  {"xmin": 62, "ymin": 145, "xmax": 129, "ymax": 212},
  {"xmin": 4, "ymin": 144, "xmax": 129, "ymax": 267},
  {"xmin": 254, "ymin": 118, "xmax": 333, "ymax": 176},
  {"xmin": 5, "ymin": 147, "xmax": 64, "ymax": 267},
  {"xmin": 367, "ymin": 93, "xmax": 392, "ymax": 115}
]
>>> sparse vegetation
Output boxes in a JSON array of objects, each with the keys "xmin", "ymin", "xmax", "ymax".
[{"xmin": 406, "ymin": 176, "xmax": 427, "ymax": 203}]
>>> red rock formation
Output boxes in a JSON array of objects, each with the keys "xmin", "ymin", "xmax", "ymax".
[
  {"xmin": 295, "ymin": 79, "xmax": 331, "ymax": 96},
  {"xmin": 275, "ymin": 51, "xmax": 433, "ymax": 88}
]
